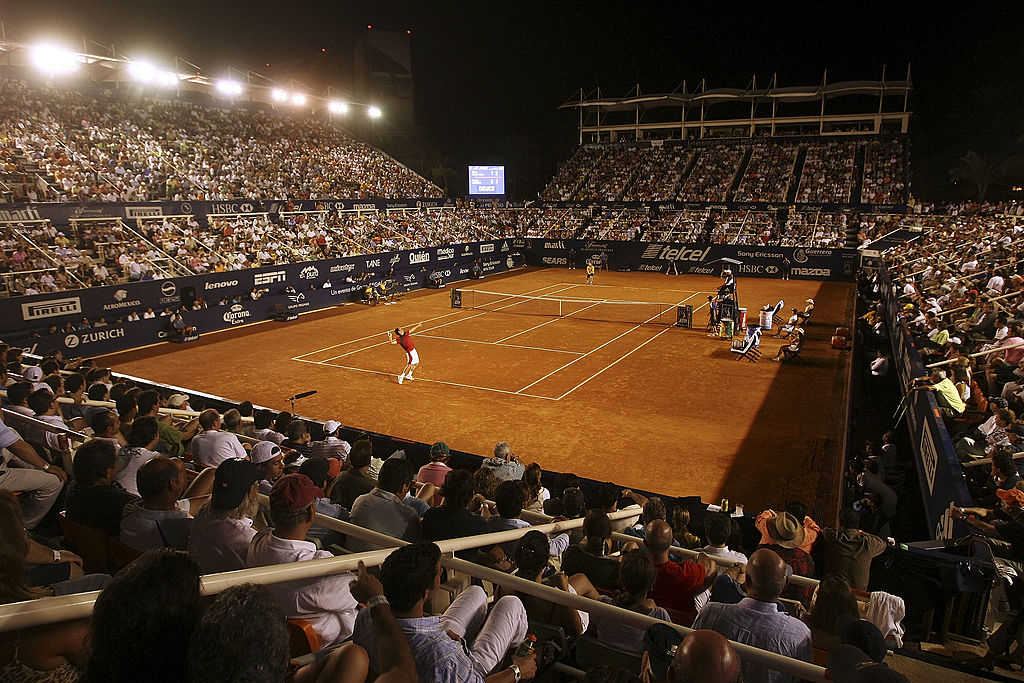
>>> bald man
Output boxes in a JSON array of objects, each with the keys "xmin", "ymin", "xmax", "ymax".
[
  {"xmin": 669, "ymin": 629, "xmax": 740, "ymax": 683},
  {"xmin": 645, "ymin": 519, "xmax": 716, "ymax": 626},
  {"xmin": 692, "ymin": 549, "xmax": 811, "ymax": 683}
]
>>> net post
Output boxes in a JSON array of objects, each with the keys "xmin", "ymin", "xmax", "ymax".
[
  {"xmin": 451, "ymin": 289, "xmax": 462, "ymax": 309},
  {"xmin": 676, "ymin": 305, "xmax": 693, "ymax": 328}
]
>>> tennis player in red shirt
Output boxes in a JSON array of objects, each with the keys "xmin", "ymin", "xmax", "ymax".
[{"xmin": 388, "ymin": 322, "xmax": 422, "ymax": 384}]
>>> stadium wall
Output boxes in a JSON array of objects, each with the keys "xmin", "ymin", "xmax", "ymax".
[
  {"xmin": 519, "ymin": 238, "xmax": 858, "ymax": 281},
  {"xmin": 879, "ymin": 265, "xmax": 971, "ymax": 539},
  {"xmin": 2, "ymin": 240, "xmax": 525, "ymax": 356}
]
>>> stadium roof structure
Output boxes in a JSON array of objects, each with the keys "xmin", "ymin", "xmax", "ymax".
[
  {"xmin": 560, "ymin": 69, "xmax": 912, "ymax": 143},
  {"xmin": 0, "ymin": 38, "xmax": 365, "ymax": 116}
]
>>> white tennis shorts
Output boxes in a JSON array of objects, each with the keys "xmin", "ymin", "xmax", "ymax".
[{"xmin": 407, "ymin": 348, "xmax": 419, "ymax": 364}]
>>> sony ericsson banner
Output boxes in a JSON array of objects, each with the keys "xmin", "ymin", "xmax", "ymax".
[{"xmin": 879, "ymin": 264, "xmax": 970, "ymax": 540}]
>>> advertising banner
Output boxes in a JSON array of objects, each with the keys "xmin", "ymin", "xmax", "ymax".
[
  {"xmin": 524, "ymin": 239, "xmax": 856, "ymax": 281},
  {"xmin": 878, "ymin": 265, "xmax": 971, "ymax": 539}
]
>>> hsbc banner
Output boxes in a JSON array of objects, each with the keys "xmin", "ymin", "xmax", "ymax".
[
  {"xmin": 526, "ymin": 239, "xmax": 855, "ymax": 281},
  {"xmin": 0, "ymin": 200, "xmax": 267, "ymax": 229}
]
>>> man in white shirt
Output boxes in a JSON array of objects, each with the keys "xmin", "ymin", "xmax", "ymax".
[
  {"xmin": 188, "ymin": 458, "xmax": 262, "ymax": 574},
  {"xmin": 311, "ymin": 420, "xmax": 351, "ymax": 462},
  {"xmin": 247, "ymin": 474, "xmax": 358, "ymax": 646},
  {"xmin": 0, "ymin": 417, "xmax": 66, "ymax": 529},
  {"xmin": 191, "ymin": 409, "xmax": 247, "ymax": 468},
  {"xmin": 693, "ymin": 512, "xmax": 748, "ymax": 611}
]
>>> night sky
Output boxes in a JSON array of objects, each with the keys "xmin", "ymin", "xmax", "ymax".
[{"xmin": 5, "ymin": 1, "xmax": 1024, "ymax": 199}]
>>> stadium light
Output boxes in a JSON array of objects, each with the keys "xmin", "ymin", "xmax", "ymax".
[
  {"xmin": 291, "ymin": 93, "xmax": 307, "ymax": 106},
  {"xmin": 128, "ymin": 61, "xmax": 156, "ymax": 83},
  {"xmin": 329, "ymin": 100, "xmax": 348, "ymax": 114},
  {"xmin": 31, "ymin": 45, "xmax": 80, "ymax": 75},
  {"xmin": 156, "ymin": 70, "xmax": 179, "ymax": 88},
  {"xmin": 216, "ymin": 79, "xmax": 243, "ymax": 97},
  {"xmin": 367, "ymin": 106, "xmax": 382, "ymax": 119},
  {"xmin": 271, "ymin": 88, "xmax": 288, "ymax": 102}
]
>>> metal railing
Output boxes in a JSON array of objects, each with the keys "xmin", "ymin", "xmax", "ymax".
[{"xmin": 0, "ymin": 505, "xmax": 829, "ymax": 681}]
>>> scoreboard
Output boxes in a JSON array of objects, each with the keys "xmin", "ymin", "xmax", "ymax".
[{"xmin": 468, "ymin": 166, "xmax": 505, "ymax": 195}]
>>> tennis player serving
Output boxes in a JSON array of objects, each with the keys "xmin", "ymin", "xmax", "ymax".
[{"xmin": 388, "ymin": 322, "xmax": 422, "ymax": 384}]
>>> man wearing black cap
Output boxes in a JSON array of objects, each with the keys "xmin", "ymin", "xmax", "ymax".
[
  {"xmin": 247, "ymin": 473, "xmax": 359, "ymax": 646},
  {"xmin": 188, "ymin": 458, "xmax": 263, "ymax": 574}
]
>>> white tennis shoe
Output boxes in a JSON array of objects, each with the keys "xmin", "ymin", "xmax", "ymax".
[
  {"xmin": 397, "ymin": 374, "xmax": 404, "ymax": 384},
  {"xmin": 405, "ymin": 374, "xmax": 414, "ymax": 381}
]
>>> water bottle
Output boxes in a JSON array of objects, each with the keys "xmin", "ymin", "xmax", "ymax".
[{"xmin": 514, "ymin": 634, "xmax": 536, "ymax": 658}]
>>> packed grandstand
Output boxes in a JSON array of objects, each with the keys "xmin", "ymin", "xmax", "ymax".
[{"xmin": 2, "ymin": 56, "xmax": 1023, "ymax": 683}]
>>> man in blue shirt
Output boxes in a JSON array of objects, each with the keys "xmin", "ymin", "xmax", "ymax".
[{"xmin": 692, "ymin": 548, "xmax": 812, "ymax": 683}]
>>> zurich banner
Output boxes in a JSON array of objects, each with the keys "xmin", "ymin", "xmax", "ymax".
[{"xmin": 2, "ymin": 240, "xmax": 526, "ymax": 354}]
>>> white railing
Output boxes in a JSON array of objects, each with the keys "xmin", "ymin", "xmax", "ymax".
[{"xmin": 0, "ymin": 505, "xmax": 828, "ymax": 681}]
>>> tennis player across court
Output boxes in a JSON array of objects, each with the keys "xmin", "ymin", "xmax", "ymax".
[{"xmin": 388, "ymin": 323, "xmax": 422, "ymax": 384}]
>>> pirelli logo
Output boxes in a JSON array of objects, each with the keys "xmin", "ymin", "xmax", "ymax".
[{"xmin": 22, "ymin": 297, "xmax": 82, "ymax": 321}]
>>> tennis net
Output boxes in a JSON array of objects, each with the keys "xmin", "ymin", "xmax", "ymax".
[{"xmin": 451, "ymin": 288, "xmax": 691, "ymax": 327}]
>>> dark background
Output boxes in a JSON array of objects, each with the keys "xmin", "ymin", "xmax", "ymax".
[{"xmin": 5, "ymin": 1, "xmax": 1024, "ymax": 200}]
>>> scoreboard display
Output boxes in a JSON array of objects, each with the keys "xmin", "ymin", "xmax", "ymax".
[{"xmin": 468, "ymin": 166, "xmax": 505, "ymax": 195}]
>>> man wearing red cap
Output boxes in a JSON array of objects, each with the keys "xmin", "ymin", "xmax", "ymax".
[{"xmin": 247, "ymin": 473, "xmax": 358, "ymax": 645}]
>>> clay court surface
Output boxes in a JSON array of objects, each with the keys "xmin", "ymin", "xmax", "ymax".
[{"xmin": 103, "ymin": 267, "xmax": 855, "ymax": 513}]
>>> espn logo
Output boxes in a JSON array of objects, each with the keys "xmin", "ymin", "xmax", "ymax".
[
  {"xmin": 254, "ymin": 271, "xmax": 287, "ymax": 285},
  {"xmin": 22, "ymin": 297, "xmax": 82, "ymax": 321}
]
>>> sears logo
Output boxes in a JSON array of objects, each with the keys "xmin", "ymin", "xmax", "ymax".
[
  {"xmin": 436, "ymin": 247, "xmax": 455, "ymax": 260},
  {"xmin": 501, "ymin": 241, "xmax": 509, "ymax": 252},
  {"xmin": 223, "ymin": 304, "xmax": 251, "ymax": 325},
  {"xmin": 409, "ymin": 251, "xmax": 430, "ymax": 265},
  {"xmin": 161, "ymin": 281, "xmax": 177, "ymax": 297},
  {"xmin": 791, "ymin": 267, "xmax": 831, "ymax": 277},
  {"xmin": 479, "ymin": 244, "xmax": 495, "ymax": 254},
  {"xmin": 114, "ymin": 289, "xmax": 128, "ymax": 302},
  {"xmin": 543, "ymin": 241, "xmax": 565, "ymax": 250},
  {"xmin": 254, "ymin": 271, "xmax": 287, "ymax": 286},
  {"xmin": 299, "ymin": 266, "xmax": 320, "ymax": 280},
  {"xmin": 330, "ymin": 263, "xmax": 356, "ymax": 273},
  {"xmin": 125, "ymin": 206, "xmax": 163, "ymax": 218},
  {"xmin": 22, "ymin": 297, "xmax": 82, "ymax": 321},
  {"xmin": 204, "ymin": 279, "xmax": 239, "ymax": 290},
  {"xmin": 793, "ymin": 248, "xmax": 809, "ymax": 264},
  {"xmin": 542, "ymin": 257, "xmax": 568, "ymax": 265}
]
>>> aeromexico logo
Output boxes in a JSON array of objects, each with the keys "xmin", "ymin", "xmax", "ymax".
[{"xmin": 103, "ymin": 289, "xmax": 141, "ymax": 311}]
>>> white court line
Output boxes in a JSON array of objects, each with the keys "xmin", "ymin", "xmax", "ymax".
[
  {"xmin": 559, "ymin": 282, "xmax": 705, "ymax": 294},
  {"xmin": 292, "ymin": 357, "xmax": 558, "ymax": 401},
  {"xmin": 317, "ymin": 283, "xmax": 575, "ymax": 362},
  {"xmin": 294, "ymin": 281, "xmax": 568, "ymax": 360},
  {"xmin": 554, "ymin": 294, "xmax": 696, "ymax": 400},
  {"xmin": 417, "ymin": 333, "xmax": 584, "ymax": 355},
  {"xmin": 494, "ymin": 297, "xmax": 607, "ymax": 343}
]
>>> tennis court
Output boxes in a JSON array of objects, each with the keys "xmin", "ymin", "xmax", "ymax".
[{"xmin": 102, "ymin": 267, "xmax": 855, "ymax": 514}]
